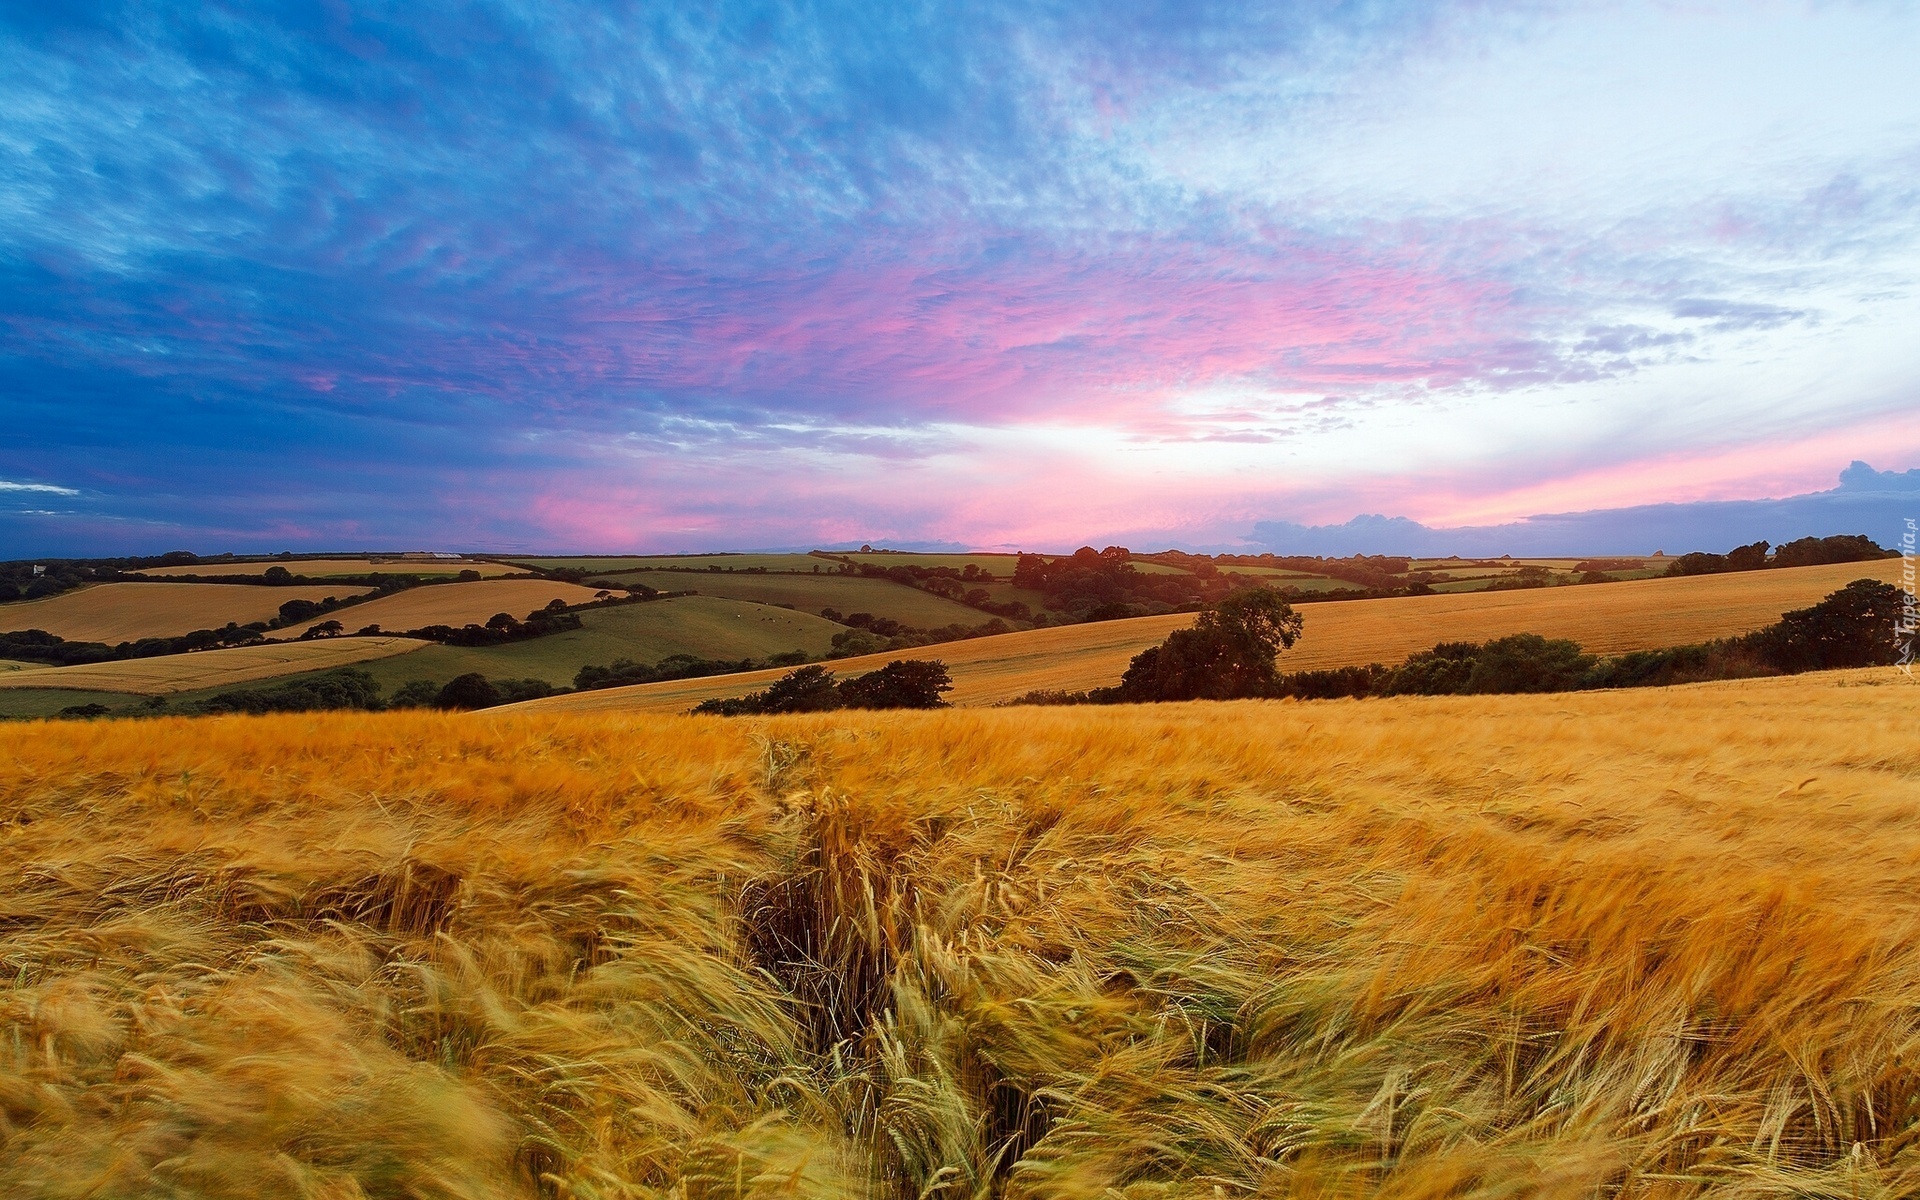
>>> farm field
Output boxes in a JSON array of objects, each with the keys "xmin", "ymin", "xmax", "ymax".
[
  {"xmin": 131, "ymin": 558, "xmax": 522, "ymax": 578},
  {"xmin": 0, "ymin": 635, "xmax": 426, "ymax": 701},
  {"xmin": 181, "ymin": 596, "xmax": 847, "ymax": 698},
  {"xmin": 0, "ymin": 581, "xmax": 371, "ymax": 643},
  {"xmin": 2, "ymin": 670, "xmax": 1917, "ymax": 1196},
  {"xmin": 831, "ymin": 551, "xmax": 1024, "ymax": 575},
  {"xmin": 506, "ymin": 553, "xmax": 833, "ymax": 573},
  {"xmin": 267, "ymin": 579, "xmax": 609, "ymax": 639},
  {"xmin": 608, "ymin": 569, "xmax": 991, "ymax": 627},
  {"xmin": 517, "ymin": 557, "xmax": 1903, "ymax": 713}
]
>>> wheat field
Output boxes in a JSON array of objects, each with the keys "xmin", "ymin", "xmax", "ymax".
[
  {"xmin": 515, "ymin": 558, "xmax": 1904, "ymax": 713},
  {"xmin": 267, "ymin": 579, "xmax": 613, "ymax": 639},
  {"xmin": 1, "ymin": 668, "xmax": 1916, "ymax": 1198},
  {"xmin": 0, "ymin": 582, "xmax": 372, "ymax": 643},
  {"xmin": 0, "ymin": 635, "xmax": 428, "ymax": 695}
]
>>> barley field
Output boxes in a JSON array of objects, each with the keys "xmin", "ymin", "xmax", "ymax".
[
  {"xmin": 0, "ymin": 582, "xmax": 372, "ymax": 643},
  {"xmin": 1, "ymin": 668, "xmax": 1916, "ymax": 1197},
  {"xmin": 0, "ymin": 635, "xmax": 428, "ymax": 695},
  {"xmin": 267, "ymin": 580, "xmax": 612, "ymax": 639},
  {"xmin": 516, "ymin": 558, "xmax": 1904, "ymax": 713}
]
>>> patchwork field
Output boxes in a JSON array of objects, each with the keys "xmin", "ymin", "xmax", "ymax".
[
  {"xmin": 2, "ymin": 670, "xmax": 1916, "ymax": 1196},
  {"xmin": 505, "ymin": 553, "xmax": 834, "ymax": 573},
  {"xmin": 202, "ymin": 596, "xmax": 846, "ymax": 697},
  {"xmin": 267, "ymin": 579, "xmax": 610, "ymax": 639},
  {"xmin": 516, "ymin": 558, "xmax": 1904, "ymax": 713},
  {"xmin": 0, "ymin": 581, "xmax": 371, "ymax": 643},
  {"xmin": 131, "ymin": 558, "xmax": 521, "ymax": 578},
  {"xmin": 609, "ymin": 569, "xmax": 992, "ymax": 627},
  {"xmin": 0, "ymin": 635, "xmax": 426, "ymax": 697}
]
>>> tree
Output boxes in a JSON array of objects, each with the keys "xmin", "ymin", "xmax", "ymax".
[
  {"xmin": 1114, "ymin": 587, "xmax": 1303, "ymax": 701},
  {"xmin": 263, "ymin": 565, "xmax": 294, "ymax": 584},
  {"xmin": 435, "ymin": 673, "xmax": 501, "ymax": 710},
  {"xmin": 838, "ymin": 659, "xmax": 953, "ymax": 709},
  {"xmin": 1745, "ymin": 578, "xmax": 1903, "ymax": 671},
  {"xmin": 1463, "ymin": 634, "xmax": 1594, "ymax": 693}
]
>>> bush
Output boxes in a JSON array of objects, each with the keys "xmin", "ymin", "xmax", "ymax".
[
  {"xmin": 434, "ymin": 673, "xmax": 501, "ymax": 711},
  {"xmin": 197, "ymin": 669, "xmax": 385, "ymax": 715},
  {"xmin": 1741, "ymin": 578, "xmax": 1903, "ymax": 672},
  {"xmin": 1463, "ymin": 634, "xmax": 1595, "ymax": 694}
]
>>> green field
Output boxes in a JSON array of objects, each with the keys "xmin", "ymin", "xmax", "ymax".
[
  {"xmin": 174, "ymin": 595, "xmax": 844, "ymax": 698},
  {"xmin": 0, "ymin": 688, "xmax": 152, "ymax": 719},
  {"xmin": 603, "ymin": 570, "xmax": 992, "ymax": 627}
]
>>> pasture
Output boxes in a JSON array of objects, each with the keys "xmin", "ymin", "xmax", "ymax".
[
  {"xmin": 607, "ymin": 570, "xmax": 991, "ymax": 628},
  {"xmin": 506, "ymin": 553, "xmax": 833, "ymax": 574},
  {"xmin": 0, "ymin": 582, "xmax": 370, "ymax": 643},
  {"xmin": 266, "ymin": 579, "xmax": 609, "ymax": 639},
  {"xmin": 514, "ymin": 558, "xmax": 1904, "ymax": 713},
  {"xmin": 191, "ymin": 596, "xmax": 846, "ymax": 698},
  {"xmin": 1, "ymin": 670, "xmax": 1915, "ymax": 1196}
]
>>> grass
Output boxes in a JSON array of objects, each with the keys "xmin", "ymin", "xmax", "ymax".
[
  {"xmin": 0, "ymin": 582, "xmax": 371, "ymax": 643},
  {"xmin": 2, "ymin": 669, "xmax": 1917, "ymax": 1197},
  {"xmin": 0, "ymin": 686, "xmax": 144, "ymax": 717},
  {"xmin": 177, "ymin": 596, "xmax": 847, "ymax": 699},
  {"xmin": 606, "ymin": 570, "xmax": 993, "ymax": 628},
  {"xmin": 131, "ymin": 558, "xmax": 523, "ymax": 578},
  {"xmin": 516, "ymin": 558, "xmax": 1906, "ymax": 713},
  {"xmin": 268, "ymin": 580, "xmax": 611, "ymax": 639},
  {"xmin": 0, "ymin": 636, "xmax": 428, "ymax": 700}
]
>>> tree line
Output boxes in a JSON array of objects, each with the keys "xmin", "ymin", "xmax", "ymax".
[{"xmin": 1012, "ymin": 578, "xmax": 1907, "ymax": 706}]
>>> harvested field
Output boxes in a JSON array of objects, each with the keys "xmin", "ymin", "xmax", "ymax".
[
  {"xmin": 0, "ymin": 636, "xmax": 427, "ymax": 695},
  {"xmin": 2, "ymin": 670, "xmax": 1917, "ymax": 1196},
  {"xmin": 513, "ymin": 558, "xmax": 1904, "ymax": 713},
  {"xmin": 267, "ymin": 580, "xmax": 609, "ymax": 639},
  {"xmin": 131, "ymin": 558, "xmax": 521, "ymax": 578},
  {"xmin": 0, "ymin": 582, "xmax": 370, "ymax": 643}
]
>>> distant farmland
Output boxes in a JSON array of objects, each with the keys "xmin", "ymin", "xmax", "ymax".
[
  {"xmin": 0, "ymin": 636, "xmax": 427, "ymax": 696},
  {"xmin": 511, "ymin": 558, "xmax": 1903, "ymax": 713},
  {"xmin": 217, "ymin": 596, "xmax": 847, "ymax": 695},
  {"xmin": 266, "ymin": 579, "xmax": 608, "ymax": 639},
  {"xmin": 130, "ymin": 558, "xmax": 522, "ymax": 578},
  {"xmin": 609, "ymin": 570, "xmax": 992, "ymax": 628},
  {"xmin": 0, "ymin": 582, "xmax": 371, "ymax": 643}
]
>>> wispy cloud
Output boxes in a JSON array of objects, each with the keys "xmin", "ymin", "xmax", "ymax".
[
  {"xmin": 0, "ymin": 480, "xmax": 79, "ymax": 495},
  {"xmin": 1, "ymin": 1, "xmax": 1916, "ymax": 554}
]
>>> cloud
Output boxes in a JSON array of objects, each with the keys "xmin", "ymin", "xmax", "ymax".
[
  {"xmin": 0, "ymin": 480, "xmax": 79, "ymax": 495},
  {"xmin": 1249, "ymin": 462, "xmax": 1920, "ymax": 557}
]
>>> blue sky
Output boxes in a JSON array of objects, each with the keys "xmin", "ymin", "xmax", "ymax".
[{"xmin": 2, "ymin": 1, "xmax": 1917, "ymax": 555}]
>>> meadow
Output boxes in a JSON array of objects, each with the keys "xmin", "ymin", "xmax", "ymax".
[
  {"xmin": 516, "ymin": 558, "xmax": 1903, "ymax": 713},
  {"xmin": 0, "ymin": 581, "xmax": 371, "ymax": 643},
  {"xmin": 607, "ymin": 570, "xmax": 992, "ymax": 628},
  {"xmin": 234, "ymin": 596, "xmax": 846, "ymax": 695},
  {"xmin": 1, "ymin": 668, "xmax": 1915, "ymax": 1198}
]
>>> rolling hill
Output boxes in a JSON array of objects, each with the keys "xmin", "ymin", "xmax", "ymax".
[
  {"xmin": 510, "ymin": 558, "xmax": 1904, "ymax": 713},
  {"xmin": 266, "ymin": 579, "xmax": 609, "ymax": 639},
  {"xmin": 0, "ymin": 581, "xmax": 371, "ymax": 643}
]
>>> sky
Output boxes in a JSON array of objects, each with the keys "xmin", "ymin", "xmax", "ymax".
[{"xmin": 2, "ymin": 0, "xmax": 1918, "ymax": 556}]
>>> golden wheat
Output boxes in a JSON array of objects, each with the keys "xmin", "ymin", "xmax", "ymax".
[
  {"xmin": 0, "ymin": 635, "xmax": 429, "ymax": 695},
  {"xmin": 514, "ymin": 558, "xmax": 1904, "ymax": 713},
  {"xmin": 1, "ymin": 668, "xmax": 1917, "ymax": 1198},
  {"xmin": 0, "ymin": 582, "xmax": 373, "ymax": 644}
]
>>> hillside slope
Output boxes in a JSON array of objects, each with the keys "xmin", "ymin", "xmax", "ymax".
[
  {"xmin": 0, "ymin": 582, "xmax": 371, "ymax": 643},
  {"xmin": 511, "ymin": 557, "xmax": 1903, "ymax": 713},
  {"xmin": 0, "ymin": 670, "xmax": 1915, "ymax": 1196}
]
